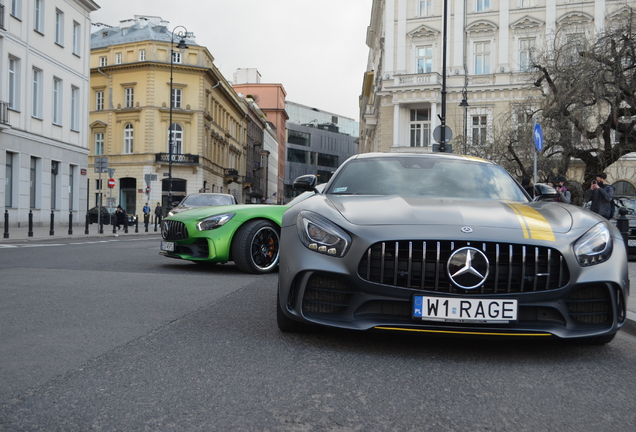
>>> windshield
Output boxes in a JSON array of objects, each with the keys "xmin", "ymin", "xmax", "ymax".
[
  {"xmin": 327, "ymin": 156, "xmax": 528, "ymax": 202},
  {"xmin": 181, "ymin": 195, "xmax": 234, "ymax": 206}
]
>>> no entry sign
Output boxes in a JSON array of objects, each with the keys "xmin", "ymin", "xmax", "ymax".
[{"xmin": 108, "ymin": 178, "xmax": 115, "ymax": 188}]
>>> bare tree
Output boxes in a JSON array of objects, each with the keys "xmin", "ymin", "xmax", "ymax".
[{"xmin": 531, "ymin": 6, "xmax": 636, "ymax": 184}]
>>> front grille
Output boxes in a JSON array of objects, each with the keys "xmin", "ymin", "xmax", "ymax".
[
  {"xmin": 162, "ymin": 220, "xmax": 188, "ymax": 241},
  {"xmin": 566, "ymin": 285, "xmax": 612, "ymax": 324},
  {"xmin": 302, "ymin": 273, "xmax": 354, "ymax": 317},
  {"xmin": 358, "ymin": 240, "xmax": 569, "ymax": 294}
]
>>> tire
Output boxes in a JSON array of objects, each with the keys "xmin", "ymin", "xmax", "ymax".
[
  {"xmin": 581, "ymin": 333, "xmax": 616, "ymax": 345},
  {"xmin": 231, "ymin": 220, "xmax": 280, "ymax": 274},
  {"xmin": 277, "ymin": 289, "xmax": 313, "ymax": 333}
]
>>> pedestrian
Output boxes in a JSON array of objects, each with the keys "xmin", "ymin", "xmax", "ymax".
[
  {"xmin": 521, "ymin": 177, "xmax": 534, "ymax": 199},
  {"xmin": 142, "ymin": 202, "xmax": 151, "ymax": 225},
  {"xmin": 154, "ymin": 202, "xmax": 163, "ymax": 222},
  {"xmin": 115, "ymin": 205, "xmax": 127, "ymax": 230},
  {"xmin": 551, "ymin": 176, "xmax": 571, "ymax": 204},
  {"xmin": 584, "ymin": 172, "xmax": 615, "ymax": 219}
]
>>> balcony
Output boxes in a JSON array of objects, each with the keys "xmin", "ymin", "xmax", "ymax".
[
  {"xmin": 155, "ymin": 153, "xmax": 199, "ymax": 165},
  {"xmin": 392, "ymin": 72, "xmax": 442, "ymax": 89},
  {"xmin": 0, "ymin": 101, "xmax": 10, "ymax": 129},
  {"xmin": 224, "ymin": 168, "xmax": 239, "ymax": 184}
]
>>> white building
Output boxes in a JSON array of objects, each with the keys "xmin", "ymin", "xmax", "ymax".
[
  {"xmin": 1, "ymin": 0, "xmax": 99, "ymax": 228},
  {"xmin": 361, "ymin": 0, "xmax": 630, "ymax": 155}
]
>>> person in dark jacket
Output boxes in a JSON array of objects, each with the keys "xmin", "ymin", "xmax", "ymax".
[
  {"xmin": 154, "ymin": 202, "xmax": 163, "ymax": 221},
  {"xmin": 584, "ymin": 172, "xmax": 614, "ymax": 219},
  {"xmin": 115, "ymin": 205, "xmax": 127, "ymax": 230},
  {"xmin": 521, "ymin": 177, "xmax": 534, "ymax": 199},
  {"xmin": 551, "ymin": 176, "xmax": 571, "ymax": 204}
]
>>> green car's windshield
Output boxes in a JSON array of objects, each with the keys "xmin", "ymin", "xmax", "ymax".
[{"xmin": 327, "ymin": 156, "xmax": 528, "ymax": 202}]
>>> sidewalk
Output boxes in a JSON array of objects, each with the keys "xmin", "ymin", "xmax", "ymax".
[{"xmin": 2, "ymin": 225, "xmax": 636, "ymax": 337}]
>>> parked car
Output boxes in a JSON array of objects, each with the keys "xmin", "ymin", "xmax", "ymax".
[
  {"xmin": 87, "ymin": 206, "xmax": 137, "ymax": 226},
  {"xmin": 160, "ymin": 186, "xmax": 323, "ymax": 273},
  {"xmin": 276, "ymin": 152, "xmax": 629, "ymax": 345},
  {"xmin": 167, "ymin": 193, "xmax": 237, "ymax": 217},
  {"xmin": 613, "ymin": 197, "xmax": 636, "ymax": 259}
]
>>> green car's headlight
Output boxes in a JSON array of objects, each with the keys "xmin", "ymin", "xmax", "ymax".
[
  {"xmin": 574, "ymin": 222, "xmax": 613, "ymax": 266},
  {"xmin": 196, "ymin": 213, "xmax": 235, "ymax": 231},
  {"xmin": 296, "ymin": 210, "xmax": 351, "ymax": 257}
]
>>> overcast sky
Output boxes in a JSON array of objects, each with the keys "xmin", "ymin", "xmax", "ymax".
[{"xmin": 91, "ymin": 0, "xmax": 372, "ymax": 120}]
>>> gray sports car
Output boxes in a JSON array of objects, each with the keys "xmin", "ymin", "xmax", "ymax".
[{"xmin": 277, "ymin": 153, "xmax": 630, "ymax": 344}]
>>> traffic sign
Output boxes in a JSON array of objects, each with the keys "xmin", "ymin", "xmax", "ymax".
[
  {"xmin": 533, "ymin": 124, "xmax": 543, "ymax": 152},
  {"xmin": 94, "ymin": 157, "xmax": 109, "ymax": 173},
  {"xmin": 108, "ymin": 178, "xmax": 115, "ymax": 188},
  {"xmin": 145, "ymin": 186, "xmax": 151, "ymax": 193},
  {"xmin": 433, "ymin": 125, "xmax": 453, "ymax": 144}
]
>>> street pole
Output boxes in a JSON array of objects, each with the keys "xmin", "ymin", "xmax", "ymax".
[
  {"xmin": 439, "ymin": 0, "xmax": 448, "ymax": 152},
  {"xmin": 167, "ymin": 25, "xmax": 189, "ymax": 213}
]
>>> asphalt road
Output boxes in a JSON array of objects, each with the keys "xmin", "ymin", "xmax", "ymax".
[{"xmin": 1, "ymin": 236, "xmax": 636, "ymax": 431}]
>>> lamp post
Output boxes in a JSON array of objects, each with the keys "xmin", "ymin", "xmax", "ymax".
[{"xmin": 167, "ymin": 25, "xmax": 189, "ymax": 212}]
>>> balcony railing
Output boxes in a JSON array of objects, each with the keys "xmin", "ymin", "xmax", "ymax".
[
  {"xmin": 0, "ymin": 101, "xmax": 9, "ymax": 126},
  {"xmin": 224, "ymin": 168, "xmax": 239, "ymax": 184},
  {"xmin": 393, "ymin": 72, "xmax": 442, "ymax": 87},
  {"xmin": 155, "ymin": 153, "xmax": 199, "ymax": 164}
]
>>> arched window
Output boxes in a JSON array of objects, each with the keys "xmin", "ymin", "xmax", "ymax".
[
  {"xmin": 613, "ymin": 181, "xmax": 636, "ymax": 197},
  {"xmin": 124, "ymin": 123, "xmax": 133, "ymax": 153},
  {"xmin": 168, "ymin": 123, "xmax": 183, "ymax": 154}
]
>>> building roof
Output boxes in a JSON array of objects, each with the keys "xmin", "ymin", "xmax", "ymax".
[{"xmin": 91, "ymin": 15, "xmax": 197, "ymax": 49}]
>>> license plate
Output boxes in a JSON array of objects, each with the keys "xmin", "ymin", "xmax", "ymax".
[
  {"xmin": 413, "ymin": 295, "xmax": 517, "ymax": 323},
  {"xmin": 161, "ymin": 241, "xmax": 175, "ymax": 252},
  {"xmin": 628, "ymin": 239, "xmax": 636, "ymax": 247}
]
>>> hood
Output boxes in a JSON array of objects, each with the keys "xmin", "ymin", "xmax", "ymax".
[
  {"xmin": 167, "ymin": 204, "xmax": 284, "ymax": 221},
  {"xmin": 327, "ymin": 195, "xmax": 574, "ymax": 234}
]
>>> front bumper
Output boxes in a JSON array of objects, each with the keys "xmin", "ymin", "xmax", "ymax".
[{"xmin": 278, "ymin": 228, "xmax": 630, "ymax": 339}]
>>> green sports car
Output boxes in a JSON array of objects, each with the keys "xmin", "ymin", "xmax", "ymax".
[{"xmin": 159, "ymin": 189, "xmax": 319, "ymax": 273}]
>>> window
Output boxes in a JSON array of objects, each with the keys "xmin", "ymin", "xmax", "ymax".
[
  {"xmin": 172, "ymin": 51, "xmax": 181, "ymax": 64},
  {"xmin": 94, "ymin": 132, "xmax": 104, "ymax": 155},
  {"xmin": 30, "ymin": 157, "xmax": 39, "ymax": 208},
  {"xmin": 73, "ymin": 22, "xmax": 81, "ymax": 55},
  {"xmin": 168, "ymin": 123, "xmax": 183, "ymax": 154},
  {"xmin": 115, "ymin": 53, "xmax": 122, "ymax": 64},
  {"xmin": 71, "ymin": 86, "xmax": 79, "ymax": 131},
  {"xmin": 416, "ymin": 46, "xmax": 433, "ymax": 73},
  {"xmin": 52, "ymin": 78, "xmax": 62, "ymax": 125},
  {"xmin": 472, "ymin": 115, "xmax": 488, "ymax": 146},
  {"xmin": 565, "ymin": 33, "xmax": 585, "ymax": 65},
  {"xmin": 96, "ymin": 90, "xmax": 104, "ymax": 111},
  {"xmin": 125, "ymin": 87, "xmax": 134, "ymax": 108},
  {"xmin": 288, "ymin": 130, "xmax": 310, "ymax": 146},
  {"xmin": 51, "ymin": 161, "xmax": 59, "ymax": 210},
  {"xmin": 32, "ymin": 68, "xmax": 42, "ymax": 118},
  {"xmin": 474, "ymin": 41, "xmax": 491, "ymax": 74},
  {"xmin": 409, "ymin": 109, "xmax": 430, "ymax": 147},
  {"xmin": 5, "ymin": 152, "xmax": 14, "ymax": 207},
  {"xmin": 11, "ymin": 0, "xmax": 22, "ymax": 19},
  {"xmin": 475, "ymin": 0, "xmax": 490, "ymax": 12},
  {"xmin": 124, "ymin": 123, "xmax": 134, "ymax": 153},
  {"xmin": 519, "ymin": 0, "xmax": 537, "ymax": 7},
  {"xmin": 139, "ymin": 50, "xmax": 146, "ymax": 61},
  {"xmin": 34, "ymin": 0, "xmax": 43, "ymax": 33},
  {"xmin": 519, "ymin": 38, "xmax": 536, "ymax": 71},
  {"xmin": 55, "ymin": 9, "xmax": 64, "ymax": 45},
  {"xmin": 171, "ymin": 88, "xmax": 182, "ymax": 108},
  {"xmin": 419, "ymin": 0, "xmax": 432, "ymax": 16},
  {"xmin": 8, "ymin": 57, "xmax": 20, "ymax": 110},
  {"xmin": 99, "ymin": 56, "xmax": 107, "ymax": 67}
]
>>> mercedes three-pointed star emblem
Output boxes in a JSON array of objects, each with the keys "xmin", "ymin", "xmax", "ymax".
[{"xmin": 447, "ymin": 247, "xmax": 490, "ymax": 289}]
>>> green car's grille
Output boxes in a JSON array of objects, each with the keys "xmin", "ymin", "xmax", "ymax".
[
  {"xmin": 162, "ymin": 220, "xmax": 188, "ymax": 241},
  {"xmin": 358, "ymin": 240, "xmax": 570, "ymax": 294}
]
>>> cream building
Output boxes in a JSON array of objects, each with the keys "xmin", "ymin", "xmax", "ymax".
[
  {"xmin": 89, "ymin": 15, "xmax": 248, "ymax": 215},
  {"xmin": 361, "ymin": 0, "xmax": 635, "ymax": 193},
  {"xmin": 1, "ymin": 0, "xmax": 99, "ymax": 228}
]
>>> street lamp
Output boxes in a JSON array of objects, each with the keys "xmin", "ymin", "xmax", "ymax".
[{"xmin": 167, "ymin": 25, "xmax": 189, "ymax": 211}]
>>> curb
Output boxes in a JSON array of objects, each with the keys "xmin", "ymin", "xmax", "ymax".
[{"xmin": 623, "ymin": 311, "xmax": 636, "ymax": 337}]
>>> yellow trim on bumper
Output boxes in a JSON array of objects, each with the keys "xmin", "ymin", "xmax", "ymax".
[{"xmin": 374, "ymin": 326, "xmax": 552, "ymax": 337}]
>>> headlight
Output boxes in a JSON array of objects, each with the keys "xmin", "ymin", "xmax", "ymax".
[
  {"xmin": 196, "ymin": 213, "xmax": 235, "ymax": 231},
  {"xmin": 574, "ymin": 222, "xmax": 613, "ymax": 266},
  {"xmin": 296, "ymin": 210, "xmax": 351, "ymax": 257}
]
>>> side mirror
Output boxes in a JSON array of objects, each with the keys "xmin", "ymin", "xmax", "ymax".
[
  {"xmin": 293, "ymin": 175, "xmax": 318, "ymax": 192},
  {"xmin": 533, "ymin": 183, "xmax": 558, "ymax": 202}
]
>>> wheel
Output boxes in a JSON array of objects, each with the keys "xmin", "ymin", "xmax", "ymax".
[
  {"xmin": 581, "ymin": 333, "xmax": 616, "ymax": 345},
  {"xmin": 231, "ymin": 220, "xmax": 280, "ymax": 274},
  {"xmin": 277, "ymin": 289, "xmax": 313, "ymax": 333}
]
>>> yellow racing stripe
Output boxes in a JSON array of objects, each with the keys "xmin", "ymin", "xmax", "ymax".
[
  {"xmin": 374, "ymin": 326, "xmax": 552, "ymax": 337},
  {"xmin": 507, "ymin": 203, "xmax": 556, "ymax": 241}
]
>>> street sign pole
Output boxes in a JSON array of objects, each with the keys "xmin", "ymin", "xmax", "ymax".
[{"xmin": 533, "ymin": 124, "xmax": 544, "ymax": 189}]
